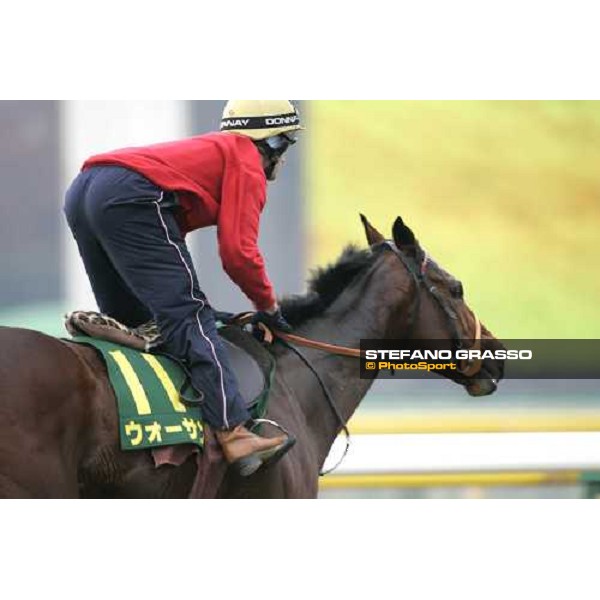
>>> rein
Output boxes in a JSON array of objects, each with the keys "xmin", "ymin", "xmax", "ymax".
[{"xmin": 276, "ymin": 332, "xmax": 363, "ymax": 358}]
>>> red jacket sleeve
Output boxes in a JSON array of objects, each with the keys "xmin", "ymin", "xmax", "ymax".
[{"xmin": 217, "ymin": 164, "xmax": 276, "ymax": 311}]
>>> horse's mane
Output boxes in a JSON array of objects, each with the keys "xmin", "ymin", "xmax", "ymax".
[{"xmin": 280, "ymin": 245, "xmax": 374, "ymax": 326}]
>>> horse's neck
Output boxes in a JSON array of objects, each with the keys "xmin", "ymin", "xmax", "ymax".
[{"xmin": 280, "ymin": 258, "xmax": 407, "ymax": 466}]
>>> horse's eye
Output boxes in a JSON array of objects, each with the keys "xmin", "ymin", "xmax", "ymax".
[{"xmin": 450, "ymin": 282, "xmax": 464, "ymax": 299}]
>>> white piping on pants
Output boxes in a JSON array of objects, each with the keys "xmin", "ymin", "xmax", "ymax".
[{"xmin": 153, "ymin": 193, "xmax": 229, "ymax": 429}]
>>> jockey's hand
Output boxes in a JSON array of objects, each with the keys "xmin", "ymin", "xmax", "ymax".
[
  {"xmin": 213, "ymin": 310, "xmax": 236, "ymax": 325},
  {"xmin": 252, "ymin": 305, "xmax": 293, "ymax": 333}
]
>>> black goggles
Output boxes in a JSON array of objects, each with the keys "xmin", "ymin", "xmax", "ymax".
[{"xmin": 264, "ymin": 132, "xmax": 298, "ymax": 153}]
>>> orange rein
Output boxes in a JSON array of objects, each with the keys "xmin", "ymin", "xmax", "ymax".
[
  {"xmin": 230, "ymin": 311, "xmax": 483, "ymax": 376},
  {"xmin": 274, "ymin": 331, "xmax": 364, "ymax": 358},
  {"xmin": 230, "ymin": 312, "xmax": 363, "ymax": 358}
]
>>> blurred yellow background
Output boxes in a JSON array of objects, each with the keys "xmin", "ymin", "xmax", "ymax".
[{"xmin": 306, "ymin": 101, "xmax": 600, "ymax": 339}]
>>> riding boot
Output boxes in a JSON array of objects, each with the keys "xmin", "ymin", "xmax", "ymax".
[{"xmin": 215, "ymin": 425, "xmax": 295, "ymax": 477}]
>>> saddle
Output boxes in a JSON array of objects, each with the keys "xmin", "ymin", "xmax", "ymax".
[{"xmin": 64, "ymin": 310, "xmax": 274, "ymax": 412}]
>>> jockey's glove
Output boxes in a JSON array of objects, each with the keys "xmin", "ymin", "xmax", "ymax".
[{"xmin": 252, "ymin": 307, "xmax": 293, "ymax": 333}]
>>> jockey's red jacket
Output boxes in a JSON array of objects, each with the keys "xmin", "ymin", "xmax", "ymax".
[{"xmin": 83, "ymin": 132, "xmax": 276, "ymax": 311}]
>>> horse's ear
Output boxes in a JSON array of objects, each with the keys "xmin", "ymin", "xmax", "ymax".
[
  {"xmin": 392, "ymin": 216, "xmax": 419, "ymax": 254},
  {"xmin": 360, "ymin": 214, "xmax": 385, "ymax": 246}
]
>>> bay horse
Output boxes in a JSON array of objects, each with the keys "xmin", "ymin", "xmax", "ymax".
[{"xmin": 0, "ymin": 215, "xmax": 504, "ymax": 498}]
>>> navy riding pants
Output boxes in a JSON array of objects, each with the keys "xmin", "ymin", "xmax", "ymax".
[{"xmin": 64, "ymin": 165, "xmax": 250, "ymax": 430}]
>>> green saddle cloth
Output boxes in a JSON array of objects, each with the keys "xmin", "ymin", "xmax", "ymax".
[{"xmin": 68, "ymin": 333, "xmax": 273, "ymax": 452}]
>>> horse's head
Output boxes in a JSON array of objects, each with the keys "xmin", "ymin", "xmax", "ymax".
[{"xmin": 361, "ymin": 213, "xmax": 505, "ymax": 396}]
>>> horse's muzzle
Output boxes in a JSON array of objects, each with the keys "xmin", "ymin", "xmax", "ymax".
[
  {"xmin": 463, "ymin": 352, "xmax": 504, "ymax": 396},
  {"xmin": 465, "ymin": 378, "xmax": 498, "ymax": 397}
]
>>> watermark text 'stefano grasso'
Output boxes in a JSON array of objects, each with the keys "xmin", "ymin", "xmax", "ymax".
[{"xmin": 359, "ymin": 340, "xmax": 600, "ymax": 379}]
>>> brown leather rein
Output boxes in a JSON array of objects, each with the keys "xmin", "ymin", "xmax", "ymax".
[
  {"xmin": 275, "ymin": 332, "xmax": 365, "ymax": 358},
  {"xmin": 276, "ymin": 322, "xmax": 481, "ymax": 377},
  {"xmin": 232, "ymin": 306, "xmax": 483, "ymax": 377},
  {"xmin": 231, "ymin": 313, "xmax": 364, "ymax": 357},
  {"xmin": 232, "ymin": 239, "xmax": 485, "ymax": 378}
]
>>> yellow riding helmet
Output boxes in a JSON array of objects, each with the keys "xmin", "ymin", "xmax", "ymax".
[{"xmin": 220, "ymin": 100, "xmax": 304, "ymax": 141}]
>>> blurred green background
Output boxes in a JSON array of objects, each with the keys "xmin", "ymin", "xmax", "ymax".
[{"xmin": 306, "ymin": 101, "xmax": 600, "ymax": 339}]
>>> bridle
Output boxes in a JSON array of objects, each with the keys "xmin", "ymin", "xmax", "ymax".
[
  {"xmin": 404, "ymin": 243, "xmax": 483, "ymax": 378},
  {"xmin": 236, "ymin": 241, "xmax": 484, "ymax": 474}
]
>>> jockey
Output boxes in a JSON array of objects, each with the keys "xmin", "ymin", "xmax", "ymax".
[{"xmin": 64, "ymin": 100, "xmax": 301, "ymax": 477}]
